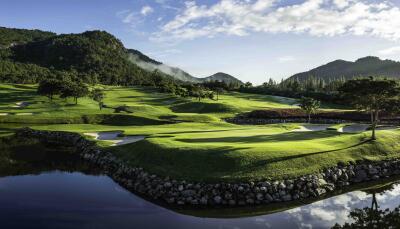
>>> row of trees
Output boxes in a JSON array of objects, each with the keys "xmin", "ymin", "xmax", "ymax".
[
  {"xmin": 37, "ymin": 79, "xmax": 89, "ymax": 104},
  {"xmin": 159, "ymin": 81, "xmax": 216, "ymax": 101},
  {"xmin": 240, "ymin": 76, "xmax": 360, "ymax": 104},
  {"xmin": 37, "ymin": 78, "xmax": 106, "ymax": 109}
]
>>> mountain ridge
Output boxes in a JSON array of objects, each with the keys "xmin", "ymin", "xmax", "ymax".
[
  {"xmin": 288, "ymin": 56, "xmax": 400, "ymax": 81},
  {"xmin": 127, "ymin": 49, "xmax": 243, "ymax": 85},
  {"xmin": 0, "ymin": 26, "xmax": 243, "ymax": 85}
]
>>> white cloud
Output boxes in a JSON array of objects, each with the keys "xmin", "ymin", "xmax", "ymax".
[
  {"xmin": 333, "ymin": 0, "xmax": 351, "ymax": 9},
  {"xmin": 379, "ymin": 46, "xmax": 400, "ymax": 56},
  {"xmin": 151, "ymin": 0, "xmax": 400, "ymax": 42},
  {"xmin": 141, "ymin": 6, "xmax": 154, "ymax": 16},
  {"xmin": 155, "ymin": 0, "xmax": 180, "ymax": 11},
  {"xmin": 252, "ymin": 0, "xmax": 275, "ymax": 11},
  {"xmin": 278, "ymin": 56, "xmax": 295, "ymax": 63},
  {"xmin": 117, "ymin": 5, "xmax": 154, "ymax": 28}
]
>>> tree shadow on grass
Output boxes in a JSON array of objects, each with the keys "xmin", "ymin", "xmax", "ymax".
[
  {"xmin": 161, "ymin": 128, "xmax": 251, "ymax": 135},
  {"xmin": 229, "ymin": 92, "xmax": 293, "ymax": 104},
  {"xmin": 248, "ymin": 139, "xmax": 372, "ymax": 169},
  {"xmin": 176, "ymin": 131, "xmax": 351, "ymax": 144},
  {"xmin": 0, "ymin": 91, "xmax": 37, "ymax": 105}
]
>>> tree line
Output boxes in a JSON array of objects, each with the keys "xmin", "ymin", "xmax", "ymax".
[{"xmin": 155, "ymin": 77, "xmax": 237, "ymax": 101}]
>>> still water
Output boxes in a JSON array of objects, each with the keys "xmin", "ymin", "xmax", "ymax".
[{"xmin": 1, "ymin": 145, "xmax": 400, "ymax": 228}]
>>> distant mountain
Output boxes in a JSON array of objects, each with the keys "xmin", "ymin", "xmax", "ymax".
[
  {"xmin": 289, "ymin": 56, "xmax": 400, "ymax": 81},
  {"xmin": 202, "ymin": 72, "xmax": 244, "ymax": 85},
  {"xmin": 127, "ymin": 49, "xmax": 161, "ymax": 65},
  {"xmin": 127, "ymin": 49, "xmax": 201, "ymax": 83},
  {"xmin": 127, "ymin": 49, "xmax": 243, "ymax": 85}
]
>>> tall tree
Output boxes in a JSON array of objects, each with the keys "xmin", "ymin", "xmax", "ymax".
[
  {"xmin": 91, "ymin": 88, "xmax": 105, "ymax": 110},
  {"xmin": 37, "ymin": 79, "xmax": 63, "ymax": 100},
  {"xmin": 299, "ymin": 97, "xmax": 321, "ymax": 123},
  {"xmin": 339, "ymin": 77, "xmax": 400, "ymax": 140},
  {"xmin": 60, "ymin": 81, "xmax": 89, "ymax": 104}
]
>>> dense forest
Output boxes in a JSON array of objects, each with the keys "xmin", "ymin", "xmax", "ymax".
[
  {"xmin": 0, "ymin": 27, "xmax": 55, "ymax": 47},
  {"xmin": 240, "ymin": 76, "xmax": 351, "ymax": 104},
  {"xmin": 0, "ymin": 27, "xmax": 175, "ymax": 85}
]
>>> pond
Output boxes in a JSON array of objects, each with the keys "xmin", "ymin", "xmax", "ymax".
[{"xmin": 1, "ymin": 147, "xmax": 400, "ymax": 228}]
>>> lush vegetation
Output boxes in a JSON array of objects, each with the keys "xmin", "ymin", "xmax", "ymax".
[
  {"xmin": 0, "ymin": 26, "xmax": 55, "ymax": 47},
  {"xmin": 299, "ymin": 97, "xmax": 321, "ymax": 123},
  {"xmin": 0, "ymin": 27, "xmax": 176, "ymax": 85},
  {"xmin": 0, "ymin": 26, "xmax": 243, "ymax": 88},
  {"xmin": 1, "ymin": 83, "xmax": 400, "ymax": 182},
  {"xmin": 1, "ymin": 27, "xmax": 400, "ymax": 183},
  {"xmin": 339, "ymin": 78, "xmax": 400, "ymax": 139}
]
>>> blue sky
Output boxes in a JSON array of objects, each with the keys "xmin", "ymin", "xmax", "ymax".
[{"xmin": 1, "ymin": 0, "xmax": 400, "ymax": 84}]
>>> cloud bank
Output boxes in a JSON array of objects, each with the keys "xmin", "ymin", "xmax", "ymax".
[{"xmin": 151, "ymin": 0, "xmax": 400, "ymax": 42}]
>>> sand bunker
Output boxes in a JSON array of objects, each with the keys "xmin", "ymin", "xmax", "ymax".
[
  {"xmin": 337, "ymin": 124, "xmax": 398, "ymax": 133},
  {"xmin": 0, "ymin": 113, "xmax": 9, "ymax": 116},
  {"xmin": 12, "ymin": 102, "xmax": 29, "ymax": 108},
  {"xmin": 376, "ymin": 126, "xmax": 399, "ymax": 131},
  {"xmin": 84, "ymin": 131, "xmax": 145, "ymax": 146},
  {"xmin": 293, "ymin": 124, "xmax": 331, "ymax": 132},
  {"xmin": 271, "ymin": 96, "xmax": 297, "ymax": 105},
  {"xmin": 338, "ymin": 124, "xmax": 370, "ymax": 133},
  {"xmin": 15, "ymin": 113, "xmax": 33, "ymax": 116}
]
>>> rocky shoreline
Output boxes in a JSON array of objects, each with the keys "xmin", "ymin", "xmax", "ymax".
[{"xmin": 16, "ymin": 127, "xmax": 400, "ymax": 207}]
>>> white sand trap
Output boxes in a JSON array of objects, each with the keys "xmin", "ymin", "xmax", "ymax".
[
  {"xmin": 15, "ymin": 113, "xmax": 33, "ymax": 116},
  {"xmin": 271, "ymin": 96, "xmax": 297, "ymax": 105},
  {"xmin": 293, "ymin": 124, "xmax": 331, "ymax": 132},
  {"xmin": 338, "ymin": 124, "xmax": 370, "ymax": 133},
  {"xmin": 338, "ymin": 124, "xmax": 398, "ymax": 133},
  {"xmin": 376, "ymin": 126, "xmax": 399, "ymax": 131},
  {"xmin": 84, "ymin": 131, "xmax": 145, "ymax": 146},
  {"xmin": 0, "ymin": 113, "xmax": 8, "ymax": 116},
  {"xmin": 163, "ymin": 99, "xmax": 176, "ymax": 104},
  {"xmin": 12, "ymin": 102, "xmax": 29, "ymax": 108}
]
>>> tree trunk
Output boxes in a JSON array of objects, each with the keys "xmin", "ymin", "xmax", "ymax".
[
  {"xmin": 75, "ymin": 97, "xmax": 78, "ymax": 105},
  {"xmin": 371, "ymin": 110, "xmax": 379, "ymax": 140},
  {"xmin": 371, "ymin": 193, "xmax": 378, "ymax": 211},
  {"xmin": 217, "ymin": 92, "xmax": 219, "ymax": 101},
  {"xmin": 308, "ymin": 113, "xmax": 311, "ymax": 123}
]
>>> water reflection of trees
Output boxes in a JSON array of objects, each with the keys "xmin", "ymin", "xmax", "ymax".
[
  {"xmin": 332, "ymin": 183, "xmax": 400, "ymax": 228},
  {"xmin": 0, "ymin": 138, "xmax": 101, "ymax": 177}
]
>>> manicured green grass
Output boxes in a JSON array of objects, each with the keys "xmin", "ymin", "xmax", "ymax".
[
  {"xmin": 1, "ymin": 83, "xmax": 400, "ymax": 182},
  {"xmin": 18, "ymin": 122, "xmax": 400, "ymax": 182},
  {"xmin": 0, "ymin": 84, "xmax": 297, "ymax": 123}
]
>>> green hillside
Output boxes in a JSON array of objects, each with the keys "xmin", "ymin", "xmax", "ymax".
[
  {"xmin": 0, "ymin": 26, "xmax": 243, "ymax": 85},
  {"xmin": 0, "ymin": 26, "xmax": 55, "ymax": 47},
  {"xmin": 0, "ymin": 27, "xmax": 174, "ymax": 85}
]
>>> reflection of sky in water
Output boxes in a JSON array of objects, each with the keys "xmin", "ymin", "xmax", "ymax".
[{"xmin": 0, "ymin": 172, "xmax": 400, "ymax": 229}]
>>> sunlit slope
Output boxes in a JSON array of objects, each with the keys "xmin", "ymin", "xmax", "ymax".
[{"xmin": 0, "ymin": 84, "xmax": 297, "ymax": 124}]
